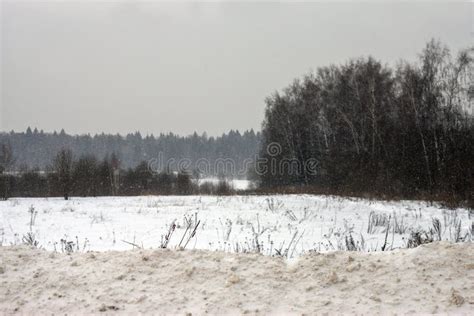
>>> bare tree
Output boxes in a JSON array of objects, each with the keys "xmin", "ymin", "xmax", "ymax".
[
  {"xmin": 0, "ymin": 143, "xmax": 14, "ymax": 200},
  {"xmin": 54, "ymin": 149, "xmax": 74, "ymax": 200},
  {"xmin": 73, "ymin": 154, "xmax": 98, "ymax": 197}
]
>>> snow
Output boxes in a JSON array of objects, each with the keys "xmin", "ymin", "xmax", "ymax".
[
  {"xmin": 1, "ymin": 242, "xmax": 473, "ymax": 314},
  {"xmin": 1, "ymin": 195, "xmax": 472, "ymax": 256},
  {"xmin": 194, "ymin": 178, "xmax": 255, "ymax": 190}
]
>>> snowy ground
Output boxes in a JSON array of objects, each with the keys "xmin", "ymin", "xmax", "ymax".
[
  {"xmin": 194, "ymin": 178, "xmax": 255, "ymax": 190},
  {"xmin": 1, "ymin": 242, "xmax": 473, "ymax": 314},
  {"xmin": 1, "ymin": 195, "xmax": 472, "ymax": 256}
]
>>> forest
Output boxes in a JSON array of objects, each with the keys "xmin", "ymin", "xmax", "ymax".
[
  {"xmin": 259, "ymin": 40, "xmax": 473, "ymax": 206},
  {"xmin": 0, "ymin": 131, "xmax": 257, "ymax": 198},
  {"xmin": 0, "ymin": 128, "xmax": 260, "ymax": 171}
]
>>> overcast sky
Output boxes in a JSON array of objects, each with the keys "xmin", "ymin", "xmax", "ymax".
[{"xmin": 1, "ymin": 1, "xmax": 472, "ymax": 136}]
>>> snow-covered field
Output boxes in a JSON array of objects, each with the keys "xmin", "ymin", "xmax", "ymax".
[
  {"xmin": 1, "ymin": 195, "xmax": 472, "ymax": 256},
  {"xmin": 1, "ymin": 195, "xmax": 473, "ymax": 314}
]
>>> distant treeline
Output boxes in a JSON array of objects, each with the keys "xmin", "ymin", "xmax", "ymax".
[
  {"xmin": 260, "ymin": 40, "xmax": 473, "ymax": 206},
  {"xmin": 0, "ymin": 129, "xmax": 260, "ymax": 175},
  {"xmin": 0, "ymin": 148, "xmax": 235, "ymax": 199}
]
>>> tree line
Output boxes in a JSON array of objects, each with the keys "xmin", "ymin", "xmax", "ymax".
[
  {"xmin": 0, "ymin": 128, "xmax": 260, "ymax": 176},
  {"xmin": 259, "ymin": 40, "xmax": 473, "ymax": 206},
  {"xmin": 0, "ymin": 148, "xmax": 235, "ymax": 199}
]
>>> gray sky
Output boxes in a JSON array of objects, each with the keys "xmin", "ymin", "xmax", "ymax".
[{"xmin": 1, "ymin": 1, "xmax": 472, "ymax": 136}]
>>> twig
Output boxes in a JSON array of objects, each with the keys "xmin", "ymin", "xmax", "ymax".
[
  {"xmin": 121, "ymin": 240, "xmax": 142, "ymax": 249},
  {"xmin": 184, "ymin": 220, "xmax": 201, "ymax": 249}
]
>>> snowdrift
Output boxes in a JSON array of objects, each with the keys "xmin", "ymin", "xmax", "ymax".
[{"xmin": 1, "ymin": 242, "xmax": 473, "ymax": 314}]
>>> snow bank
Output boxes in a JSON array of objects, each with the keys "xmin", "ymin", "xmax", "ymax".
[{"xmin": 1, "ymin": 242, "xmax": 473, "ymax": 314}]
